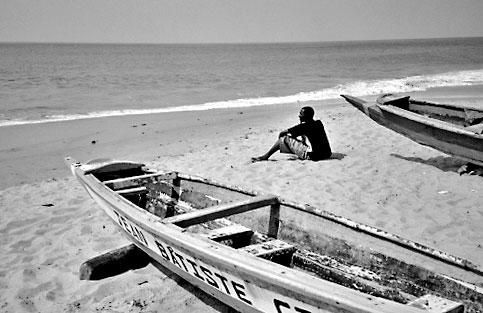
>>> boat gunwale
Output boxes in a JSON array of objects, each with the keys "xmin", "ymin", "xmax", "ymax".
[
  {"xmin": 76, "ymin": 163, "xmax": 483, "ymax": 276},
  {"xmin": 74, "ymin": 168, "xmax": 422, "ymax": 313},
  {"xmin": 67, "ymin": 157, "xmax": 483, "ymax": 312},
  {"xmin": 378, "ymin": 104, "xmax": 483, "ymax": 139},
  {"xmin": 340, "ymin": 94, "xmax": 483, "ymax": 166},
  {"xmin": 176, "ymin": 173, "xmax": 482, "ymax": 275},
  {"xmin": 341, "ymin": 94, "xmax": 483, "ymax": 138},
  {"xmin": 408, "ymin": 98, "xmax": 483, "ymax": 113}
]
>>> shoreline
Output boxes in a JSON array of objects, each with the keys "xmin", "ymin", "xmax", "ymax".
[
  {"xmin": 0, "ymin": 103, "xmax": 289, "ymax": 189},
  {"xmin": 0, "ymin": 100, "xmax": 339, "ymax": 190},
  {"xmin": 2, "ymin": 84, "xmax": 483, "ymax": 191}
]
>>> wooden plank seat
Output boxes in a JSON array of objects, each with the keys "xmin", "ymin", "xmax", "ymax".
[
  {"xmin": 239, "ymin": 239, "xmax": 296, "ymax": 266},
  {"xmin": 201, "ymin": 224, "xmax": 254, "ymax": 248},
  {"xmin": 115, "ymin": 186, "xmax": 148, "ymax": 195},
  {"xmin": 116, "ymin": 186, "xmax": 149, "ymax": 208},
  {"xmin": 179, "ymin": 190, "xmax": 220, "ymax": 209},
  {"xmin": 162, "ymin": 195, "xmax": 279, "ymax": 228},
  {"xmin": 104, "ymin": 172, "xmax": 177, "ymax": 190}
]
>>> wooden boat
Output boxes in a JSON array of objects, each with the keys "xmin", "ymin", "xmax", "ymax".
[
  {"xmin": 66, "ymin": 157, "xmax": 483, "ymax": 313},
  {"xmin": 340, "ymin": 94, "xmax": 483, "ymax": 166}
]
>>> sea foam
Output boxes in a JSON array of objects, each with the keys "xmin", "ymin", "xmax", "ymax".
[{"xmin": 1, "ymin": 69, "xmax": 482, "ymax": 127}]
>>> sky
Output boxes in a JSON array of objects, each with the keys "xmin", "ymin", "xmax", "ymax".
[{"xmin": 1, "ymin": 0, "xmax": 483, "ymax": 44}]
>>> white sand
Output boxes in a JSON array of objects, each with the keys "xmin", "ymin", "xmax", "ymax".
[{"xmin": 1, "ymin": 98, "xmax": 482, "ymax": 312}]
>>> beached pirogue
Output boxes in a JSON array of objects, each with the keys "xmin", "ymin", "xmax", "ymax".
[
  {"xmin": 340, "ymin": 94, "xmax": 483, "ymax": 167},
  {"xmin": 66, "ymin": 157, "xmax": 482, "ymax": 313}
]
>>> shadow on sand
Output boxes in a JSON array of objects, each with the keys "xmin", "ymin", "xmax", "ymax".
[
  {"xmin": 151, "ymin": 260, "xmax": 237, "ymax": 312},
  {"xmin": 390, "ymin": 153, "xmax": 483, "ymax": 175},
  {"xmin": 286, "ymin": 152, "xmax": 346, "ymax": 162},
  {"xmin": 328, "ymin": 152, "xmax": 346, "ymax": 160},
  {"xmin": 79, "ymin": 244, "xmax": 235, "ymax": 312}
]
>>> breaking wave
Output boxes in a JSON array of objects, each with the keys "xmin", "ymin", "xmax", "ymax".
[{"xmin": 1, "ymin": 69, "xmax": 483, "ymax": 127}]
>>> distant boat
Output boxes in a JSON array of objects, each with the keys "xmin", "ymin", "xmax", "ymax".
[
  {"xmin": 66, "ymin": 157, "xmax": 483, "ymax": 313},
  {"xmin": 341, "ymin": 94, "xmax": 483, "ymax": 166}
]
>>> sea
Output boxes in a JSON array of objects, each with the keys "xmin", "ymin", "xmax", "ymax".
[{"xmin": 1, "ymin": 37, "xmax": 483, "ymax": 127}]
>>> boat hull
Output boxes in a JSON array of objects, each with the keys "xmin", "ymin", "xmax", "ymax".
[
  {"xmin": 341, "ymin": 95, "xmax": 483, "ymax": 166},
  {"xmin": 82, "ymin": 183, "xmax": 265, "ymax": 313},
  {"xmin": 66, "ymin": 158, "xmax": 482, "ymax": 313}
]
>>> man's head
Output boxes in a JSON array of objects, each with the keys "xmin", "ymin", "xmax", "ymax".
[{"xmin": 299, "ymin": 106, "xmax": 314, "ymax": 122}]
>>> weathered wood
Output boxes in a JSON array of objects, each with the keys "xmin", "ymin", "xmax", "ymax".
[
  {"xmin": 83, "ymin": 160, "xmax": 145, "ymax": 175},
  {"xmin": 409, "ymin": 99, "xmax": 483, "ymax": 124},
  {"xmin": 79, "ymin": 244, "xmax": 151, "ymax": 280},
  {"xmin": 166, "ymin": 170, "xmax": 483, "ymax": 277},
  {"xmin": 68, "ymin": 157, "xmax": 483, "ymax": 313},
  {"xmin": 178, "ymin": 173, "xmax": 258, "ymax": 197},
  {"xmin": 171, "ymin": 176, "xmax": 181, "ymax": 200},
  {"xmin": 466, "ymin": 123, "xmax": 483, "ymax": 134},
  {"xmin": 202, "ymin": 224, "xmax": 254, "ymax": 248},
  {"xmin": 341, "ymin": 94, "xmax": 483, "ymax": 167},
  {"xmin": 163, "ymin": 195, "xmax": 279, "ymax": 228},
  {"xmin": 268, "ymin": 203, "xmax": 280, "ymax": 238},
  {"xmin": 179, "ymin": 190, "xmax": 220, "ymax": 209},
  {"xmin": 408, "ymin": 294, "xmax": 463, "ymax": 313},
  {"xmin": 240, "ymin": 239, "xmax": 296, "ymax": 266},
  {"xmin": 115, "ymin": 186, "xmax": 148, "ymax": 195},
  {"xmin": 292, "ymin": 251, "xmax": 410, "ymax": 304},
  {"xmin": 409, "ymin": 103, "xmax": 468, "ymax": 122},
  {"xmin": 104, "ymin": 172, "xmax": 177, "ymax": 190},
  {"xmin": 103, "ymin": 172, "xmax": 177, "ymax": 185},
  {"xmin": 377, "ymin": 94, "xmax": 410, "ymax": 107},
  {"xmin": 144, "ymin": 180, "xmax": 182, "ymax": 218},
  {"xmin": 281, "ymin": 198, "xmax": 483, "ymax": 276},
  {"xmin": 379, "ymin": 105, "xmax": 478, "ymax": 136},
  {"xmin": 240, "ymin": 239, "xmax": 295, "ymax": 256}
]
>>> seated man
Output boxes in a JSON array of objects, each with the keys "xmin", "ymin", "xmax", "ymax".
[{"xmin": 251, "ymin": 106, "xmax": 332, "ymax": 162}]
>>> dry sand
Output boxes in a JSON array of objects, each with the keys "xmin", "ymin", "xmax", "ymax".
[{"xmin": 1, "ymin": 98, "xmax": 482, "ymax": 312}]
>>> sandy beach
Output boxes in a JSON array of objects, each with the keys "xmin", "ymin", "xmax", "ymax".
[{"xmin": 1, "ymin": 95, "xmax": 482, "ymax": 312}]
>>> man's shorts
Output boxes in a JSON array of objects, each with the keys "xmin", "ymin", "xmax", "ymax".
[{"xmin": 279, "ymin": 136, "xmax": 309, "ymax": 160}]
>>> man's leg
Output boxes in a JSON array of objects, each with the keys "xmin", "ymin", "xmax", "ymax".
[
  {"xmin": 251, "ymin": 136, "xmax": 308, "ymax": 162},
  {"xmin": 280, "ymin": 136, "xmax": 308, "ymax": 160},
  {"xmin": 251, "ymin": 138, "xmax": 281, "ymax": 162}
]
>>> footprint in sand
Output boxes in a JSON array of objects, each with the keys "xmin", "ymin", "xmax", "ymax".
[
  {"xmin": 22, "ymin": 255, "xmax": 34, "ymax": 264},
  {"xmin": 10, "ymin": 238, "xmax": 33, "ymax": 252},
  {"xmin": 22, "ymin": 268, "xmax": 36, "ymax": 279},
  {"xmin": 1, "ymin": 218, "xmax": 38, "ymax": 234}
]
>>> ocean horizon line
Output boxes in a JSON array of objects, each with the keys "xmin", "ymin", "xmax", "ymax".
[{"xmin": 1, "ymin": 36, "xmax": 483, "ymax": 46}]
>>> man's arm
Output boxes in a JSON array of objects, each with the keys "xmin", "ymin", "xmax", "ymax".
[
  {"xmin": 278, "ymin": 129, "xmax": 289, "ymax": 138},
  {"xmin": 284, "ymin": 123, "xmax": 304, "ymax": 138}
]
